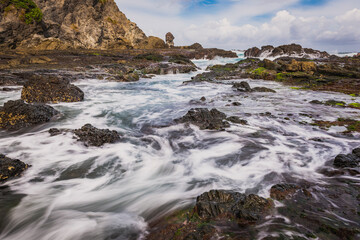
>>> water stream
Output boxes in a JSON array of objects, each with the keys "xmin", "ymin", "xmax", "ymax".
[{"xmin": 0, "ymin": 53, "xmax": 359, "ymax": 240}]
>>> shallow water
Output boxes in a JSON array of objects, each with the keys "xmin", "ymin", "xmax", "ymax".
[{"xmin": 0, "ymin": 54, "xmax": 360, "ymax": 240}]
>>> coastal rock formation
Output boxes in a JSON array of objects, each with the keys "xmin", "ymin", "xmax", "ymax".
[
  {"xmin": 233, "ymin": 81, "xmax": 276, "ymax": 93},
  {"xmin": 0, "ymin": 154, "xmax": 29, "ymax": 182},
  {"xmin": 147, "ymin": 190, "xmax": 273, "ymax": 239},
  {"xmin": 195, "ymin": 190, "xmax": 273, "ymax": 224},
  {"xmin": 0, "ymin": 99, "xmax": 59, "ymax": 130},
  {"xmin": 165, "ymin": 32, "xmax": 174, "ymax": 48},
  {"xmin": 0, "ymin": 0, "xmax": 152, "ymax": 50},
  {"xmin": 175, "ymin": 108, "xmax": 230, "ymax": 130},
  {"xmin": 333, "ymin": 148, "xmax": 360, "ymax": 168},
  {"xmin": 270, "ymin": 183, "xmax": 301, "ymax": 200},
  {"xmin": 73, "ymin": 124, "xmax": 121, "ymax": 147},
  {"xmin": 21, "ymin": 75, "xmax": 84, "ymax": 103},
  {"xmin": 244, "ymin": 44, "xmax": 330, "ymax": 59}
]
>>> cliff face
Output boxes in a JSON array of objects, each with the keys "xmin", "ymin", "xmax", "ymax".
[{"xmin": 0, "ymin": 0, "xmax": 162, "ymax": 50}]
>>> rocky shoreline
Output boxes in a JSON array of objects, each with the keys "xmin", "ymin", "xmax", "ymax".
[{"xmin": 0, "ymin": 45, "xmax": 359, "ymax": 239}]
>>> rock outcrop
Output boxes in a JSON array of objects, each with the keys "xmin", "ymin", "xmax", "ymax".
[
  {"xmin": 0, "ymin": 0, "xmax": 157, "ymax": 50},
  {"xmin": 0, "ymin": 99, "xmax": 59, "ymax": 130},
  {"xmin": 21, "ymin": 75, "xmax": 84, "ymax": 103},
  {"xmin": 244, "ymin": 44, "xmax": 330, "ymax": 59},
  {"xmin": 165, "ymin": 32, "xmax": 174, "ymax": 48},
  {"xmin": 50, "ymin": 124, "xmax": 121, "ymax": 147},
  {"xmin": 0, "ymin": 154, "xmax": 29, "ymax": 182},
  {"xmin": 175, "ymin": 108, "xmax": 230, "ymax": 130},
  {"xmin": 333, "ymin": 148, "xmax": 360, "ymax": 168}
]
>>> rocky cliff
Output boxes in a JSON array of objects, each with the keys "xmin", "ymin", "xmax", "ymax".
[{"xmin": 0, "ymin": 0, "xmax": 164, "ymax": 50}]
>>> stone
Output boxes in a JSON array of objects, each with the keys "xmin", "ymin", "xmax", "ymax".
[
  {"xmin": 333, "ymin": 151, "xmax": 359, "ymax": 168},
  {"xmin": 226, "ymin": 116, "xmax": 248, "ymax": 125},
  {"xmin": 74, "ymin": 124, "xmax": 121, "ymax": 147},
  {"xmin": 0, "ymin": 99, "xmax": 59, "ymax": 130},
  {"xmin": 21, "ymin": 75, "xmax": 84, "ymax": 103},
  {"xmin": 175, "ymin": 108, "xmax": 230, "ymax": 130},
  {"xmin": 165, "ymin": 32, "xmax": 175, "ymax": 48},
  {"xmin": 270, "ymin": 184, "xmax": 300, "ymax": 200},
  {"xmin": 194, "ymin": 190, "xmax": 273, "ymax": 224},
  {"xmin": 0, "ymin": 154, "xmax": 29, "ymax": 182}
]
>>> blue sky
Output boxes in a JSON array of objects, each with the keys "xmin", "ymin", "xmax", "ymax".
[{"xmin": 115, "ymin": 0, "xmax": 360, "ymax": 52}]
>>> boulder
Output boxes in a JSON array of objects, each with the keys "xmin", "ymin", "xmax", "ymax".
[
  {"xmin": 0, "ymin": 154, "xmax": 29, "ymax": 182},
  {"xmin": 194, "ymin": 190, "xmax": 273, "ymax": 225},
  {"xmin": 233, "ymin": 81, "xmax": 276, "ymax": 93},
  {"xmin": 244, "ymin": 47, "xmax": 261, "ymax": 58},
  {"xmin": 226, "ymin": 116, "xmax": 248, "ymax": 125},
  {"xmin": 175, "ymin": 108, "xmax": 230, "ymax": 130},
  {"xmin": 270, "ymin": 184, "xmax": 300, "ymax": 200},
  {"xmin": 0, "ymin": 100, "xmax": 59, "ymax": 130},
  {"xmin": 73, "ymin": 124, "xmax": 121, "ymax": 147},
  {"xmin": 138, "ymin": 36, "xmax": 166, "ymax": 49},
  {"xmin": 165, "ymin": 32, "xmax": 175, "ymax": 48},
  {"xmin": 21, "ymin": 75, "xmax": 84, "ymax": 103},
  {"xmin": 333, "ymin": 148, "xmax": 360, "ymax": 168}
]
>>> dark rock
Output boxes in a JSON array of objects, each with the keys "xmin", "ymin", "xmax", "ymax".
[
  {"xmin": 200, "ymin": 96, "xmax": 206, "ymax": 101},
  {"xmin": 0, "ymin": 154, "xmax": 29, "ymax": 182},
  {"xmin": 0, "ymin": 99, "xmax": 59, "ymax": 130},
  {"xmin": 270, "ymin": 183, "xmax": 300, "ymax": 201},
  {"xmin": 333, "ymin": 151, "xmax": 360, "ymax": 168},
  {"xmin": 194, "ymin": 190, "xmax": 273, "ymax": 225},
  {"xmin": 175, "ymin": 108, "xmax": 230, "ymax": 130},
  {"xmin": 245, "ymin": 44, "xmax": 329, "ymax": 59},
  {"xmin": 233, "ymin": 81, "xmax": 252, "ymax": 92},
  {"xmin": 21, "ymin": 75, "xmax": 84, "ymax": 103},
  {"xmin": 232, "ymin": 102, "xmax": 242, "ymax": 106},
  {"xmin": 252, "ymin": 87, "xmax": 276, "ymax": 93},
  {"xmin": 74, "ymin": 124, "xmax": 121, "ymax": 147},
  {"xmin": 227, "ymin": 116, "xmax": 247, "ymax": 125},
  {"xmin": 310, "ymin": 100, "xmax": 323, "ymax": 104},
  {"xmin": 325, "ymin": 100, "xmax": 346, "ymax": 106},
  {"xmin": 188, "ymin": 43, "xmax": 203, "ymax": 50}
]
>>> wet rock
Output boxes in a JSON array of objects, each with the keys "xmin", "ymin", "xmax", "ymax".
[
  {"xmin": 333, "ymin": 148, "xmax": 360, "ymax": 168},
  {"xmin": 233, "ymin": 81, "xmax": 252, "ymax": 92},
  {"xmin": 310, "ymin": 100, "xmax": 323, "ymax": 104},
  {"xmin": 175, "ymin": 108, "xmax": 230, "ymax": 130},
  {"xmin": 252, "ymin": 87, "xmax": 276, "ymax": 93},
  {"xmin": 227, "ymin": 116, "xmax": 247, "ymax": 125},
  {"xmin": 270, "ymin": 183, "xmax": 301, "ymax": 200},
  {"xmin": 21, "ymin": 75, "xmax": 84, "ymax": 103},
  {"xmin": 232, "ymin": 102, "xmax": 242, "ymax": 106},
  {"xmin": 200, "ymin": 96, "xmax": 206, "ymax": 101},
  {"xmin": 74, "ymin": 124, "xmax": 121, "ymax": 147},
  {"xmin": 0, "ymin": 154, "xmax": 29, "ymax": 182},
  {"xmin": 194, "ymin": 190, "xmax": 273, "ymax": 225},
  {"xmin": 0, "ymin": 100, "xmax": 59, "ymax": 130},
  {"xmin": 325, "ymin": 99, "xmax": 346, "ymax": 106}
]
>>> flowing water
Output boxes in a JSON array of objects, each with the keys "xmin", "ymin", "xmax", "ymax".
[{"xmin": 0, "ymin": 53, "xmax": 360, "ymax": 240}]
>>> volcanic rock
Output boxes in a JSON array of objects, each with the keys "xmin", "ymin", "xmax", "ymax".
[
  {"xmin": 194, "ymin": 190, "xmax": 273, "ymax": 225},
  {"xmin": 175, "ymin": 108, "xmax": 230, "ymax": 130},
  {"xmin": 21, "ymin": 75, "xmax": 84, "ymax": 103},
  {"xmin": 333, "ymin": 148, "xmax": 360, "ymax": 168},
  {"xmin": 0, "ymin": 99, "xmax": 59, "ymax": 130},
  {"xmin": 73, "ymin": 124, "xmax": 121, "ymax": 147},
  {"xmin": 0, "ymin": 154, "xmax": 29, "ymax": 182}
]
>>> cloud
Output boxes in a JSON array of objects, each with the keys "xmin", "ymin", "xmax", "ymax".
[
  {"xmin": 115, "ymin": 0, "xmax": 360, "ymax": 51},
  {"xmin": 183, "ymin": 8, "xmax": 360, "ymax": 51}
]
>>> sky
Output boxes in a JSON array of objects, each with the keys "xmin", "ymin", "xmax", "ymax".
[{"xmin": 115, "ymin": 0, "xmax": 360, "ymax": 52}]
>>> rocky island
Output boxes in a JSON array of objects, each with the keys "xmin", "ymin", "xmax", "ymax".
[{"xmin": 0, "ymin": 0, "xmax": 359, "ymax": 240}]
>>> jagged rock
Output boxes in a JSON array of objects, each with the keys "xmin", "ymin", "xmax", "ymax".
[
  {"xmin": 245, "ymin": 44, "xmax": 329, "ymax": 59},
  {"xmin": 233, "ymin": 81, "xmax": 276, "ymax": 93},
  {"xmin": 73, "ymin": 124, "xmax": 120, "ymax": 147},
  {"xmin": 0, "ymin": 99, "xmax": 59, "ymax": 130},
  {"xmin": 0, "ymin": 154, "xmax": 29, "ymax": 182},
  {"xmin": 194, "ymin": 190, "xmax": 273, "ymax": 224},
  {"xmin": 226, "ymin": 116, "xmax": 247, "ymax": 125},
  {"xmin": 165, "ymin": 32, "xmax": 174, "ymax": 48},
  {"xmin": 286, "ymin": 59, "xmax": 316, "ymax": 73},
  {"xmin": 0, "ymin": 0, "xmax": 149, "ymax": 50},
  {"xmin": 175, "ymin": 108, "xmax": 230, "ymax": 130},
  {"xmin": 270, "ymin": 184, "xmax": 301, "ymax": 200},
  {"xmin": 21, "ymin": 75, "xmax": 84, "ymax": 103},
  {"xmin": 333, "ymin": 148, "xmax": 360, "ymax": 168}
]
